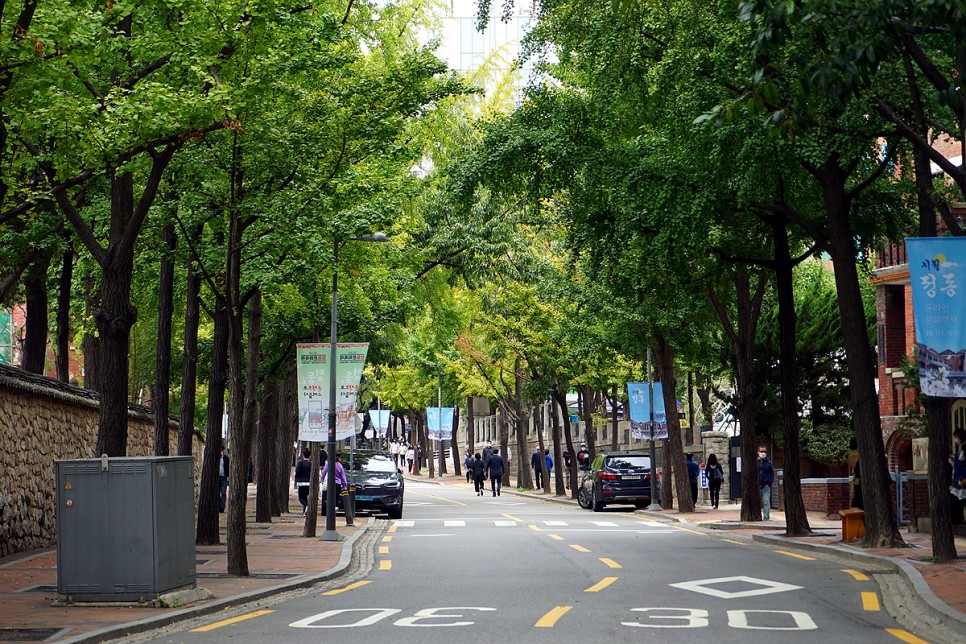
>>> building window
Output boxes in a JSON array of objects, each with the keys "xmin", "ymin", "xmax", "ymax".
[{"xmin": 460, "ymin": 18, "xmax": 484, "ymax": 71}]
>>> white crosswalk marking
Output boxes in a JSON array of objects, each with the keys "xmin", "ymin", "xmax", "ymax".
[
  {"xmin": 393, "ymin": 520, "xmax": 415, "ymax": 527},
  {"xmin": 444, "ymin": 520, "xmax": 465, "ymax": 527},
  {"xmin": 543, "ymin": 521, "xmax": 568, "ymax": 526},
  {"xmin": 591, "ymin": 521, "xmax": 618, "ymax": 527},
  {"xmin": 636, "ymin": 520, "xmax": 664, "ymax": 527},
  {"xmin": 494, "ymin": 520, "xmax": 517, "ymax": 526}
]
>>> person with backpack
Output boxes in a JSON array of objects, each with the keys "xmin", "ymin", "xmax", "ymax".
[
  {"xmin": 294, "ymin": 446, "xmax": 313, "ymax": 516},
  {"xmin": 464, "ymin": 449, "xmax": 475, "ymax": 483},
  {"xmin": 705, "ymin": 453, "xmax": 724, "ymax": 509}
]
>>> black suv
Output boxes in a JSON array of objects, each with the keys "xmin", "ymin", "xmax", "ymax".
[
  {"xmin": 577, "ymin": 450, "xmax": 658, "ymax": 512},
  {"xmin": 347, "ymin": 451, "xmax": 405, "ymax": 519}
]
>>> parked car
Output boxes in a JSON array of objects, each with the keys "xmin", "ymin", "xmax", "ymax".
[
  {"xmin": 334, "ymin": 451, "xmax": 405, "ymax": 519},
  {"xmin": 576, "ymin": 450, "xmax": 658, "ymax": 512}
]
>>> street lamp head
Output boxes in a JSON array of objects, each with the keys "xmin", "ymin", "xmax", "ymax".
[{"xmin": 349, "ymin": 232, "xmax": 389, "ymax": 243}]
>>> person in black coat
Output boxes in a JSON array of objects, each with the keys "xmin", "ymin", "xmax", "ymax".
[
  {"xmin": 486, "ymin": 447, "xmax": 505, "ymax": 497},
  {"xmin": 531, "ymin": 449, "xmax": 543, "ymax": 489},
  {"xmin": 705, "ymin": 453, "xmax": 724, "ymax": 509},
  {"xmin": 471, "ymin": 453, "xmax": 487, "ymax": 496},
  {"xmin": 294, "ymin": 446, "xmax": 312, "ymax": 516}
]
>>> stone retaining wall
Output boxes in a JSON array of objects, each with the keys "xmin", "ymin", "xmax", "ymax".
[{"xmin": 0, "ymin": 364, "xmax": 204, "ymax": 557}]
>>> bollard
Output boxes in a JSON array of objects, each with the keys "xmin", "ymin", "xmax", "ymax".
[{"xmin": 344, "ymin": 487, "xmax": 354, "ymax": 526}]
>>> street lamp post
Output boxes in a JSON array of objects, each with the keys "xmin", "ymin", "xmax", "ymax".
[{"xmin": 321, "ymin": 232, "xmax": 388, "ymax": 542}]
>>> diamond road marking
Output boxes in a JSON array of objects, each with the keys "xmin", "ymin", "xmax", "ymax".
[
  {"xmin": 392, "ymin": 520, "xmax": 415, "ymax": 527},
  {"xmin": 444, "ymin": 520, "xmax": 465, "ymax": 527},
  {"xmin": 494, "ymin": 520, "xmax": 516, "ymax": 526},
  {"xmin": 669, "ymin": 576, "xmax": 803, "ymax": 599},
  {"xmin": 591, "ymin": 521, "xmax": 618, "ymax": 527},
  {"xmin": 544, "ymin": 521, "xmax": 568, "ymax": 526}
]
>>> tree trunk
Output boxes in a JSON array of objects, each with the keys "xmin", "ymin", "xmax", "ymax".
[
  {"xmin": 535, "ymin": 404, "xmax": 549, "ymax": 492},
  {"xmin": 772, "ymin": 215, "xmax": 811, "ymax": 536},
  {"xmin": 81, "ymin": 270, "xmax": 102, "ymax": 392},
  {"xmin": 154, "ymin": 223, "xmax": 176, "ymax": 456},
  {"xmin": 466, "ymin": 395, "xmax": 476, "ymax": 454},
  {"xmin": 926, "ymin": 396, "xmax": 957, "ymax": 561},
  {"xmin": 655, "ymin": 332, "xmax": 693, "ymax": 512},
  {"xmin": 450, "ymin": 407, "xmax": 462, "ymax": 478},
  {"xmin": 552, "ymin": 386, "xmax": 578, "ymax": 498},
  {"xmin": 610, "ymin": 384, "xmax": 619, "ymax": 451},
  {"xmin": 95, "ymin": 170, "xmax": 139, "ymax": 457},
  {"xmin": 815, "ymin": 160, "xmax": 904, "ymax": 547},
  {"xmin": 21, "ymin": 252, "xmax": 51, "ymax": 375},
  {"xmin": 515, "ymin": 359, "xmax": 533, "ymax": 489},
  {"xmin": 55, "ymin": 244, "xmax": 74, "ymax": 383},
  {"xmin": 499, "ymin": 405, "xmax": 511, "ymax": 488},
  {"xmin": 274, "ymin": 373, "xmax": 296, "ymax": 517},
  {"xmin": 196, "ymin": 297, "xmax": 228, "ymax": 545},
  {"xmin": 256, "ymin": 384, "xmax": 276, "ymax": 523},
  {"xmin": 178, "ymin": 257, "xmax": 200, "ymax": 456},
  {"xmin": 578, "ymin": 384, "xmax": 598, "ymax": 459},
  {"xmin": 550, "ymin": 396, "xmax": 565, "ymax": 495}
]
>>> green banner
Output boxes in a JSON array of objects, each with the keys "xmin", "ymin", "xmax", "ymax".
[{"xmin": 296, "ymin": 343, "xmax": 369, "ymax": 442}]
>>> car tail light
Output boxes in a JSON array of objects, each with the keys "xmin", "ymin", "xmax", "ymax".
[{"xmin": 599, "ymin": 472, "xmax": 617, "ymax": 480}]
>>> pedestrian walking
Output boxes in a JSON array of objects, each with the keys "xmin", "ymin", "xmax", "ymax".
[
  {"xmin": 486, "ymin": 447, "xmax": 505, "ymax": 496},
  {"xmin": 563, "ymin": 448, "xmax": 573, "ymax": 489},
  {"xmin": 464, "ymin": 450, "xmax": 474, "ymax": 483},
  {"xmin": 686, "ymin": 453, "xmax": 700, "ymax": 505},
  {"xmin": 758, "ymin": 448, "xmax": 774, "ymax": 520},
  {"xmin": 294, "ymin": 446, "xmax": 312, "ymax": 516},
  {"xmin": 218, "ymin": 445, "xmax": 230, "ymax": 513},
  {"xmin": 405, "ymin": 442, "xmax": 415, "ymax": 474},
  {"xmin": 848, "ymin": 438, "xmax": 863, "ymax": 510},
  {"xmin": 576, "ymin": 442, "xmax": 590, "ymax": 470},
  {"xmin": 705, "ymin": 453, "xmax": 723, "ymax": 509},
  {"xmin": 390, "ymin": 439, "xmax": 400, "ymax": 467},
  {"xmin": 531, "ymin": 448, "xmax": 543, "ymax": 489},
  {"xmin": 471, "ymin": 453, "xmax": 486, "ymax": 496},
  {"xmin": 545, "ymin": 449, "xmax": 553, "ymax": 484},
  {"xmin": 322, "ymin": 452, "xmax": 349, "ymax": 510},
  {"xmin": 482, "ymin": 440, "xmax": 494, "ymax": 463}
]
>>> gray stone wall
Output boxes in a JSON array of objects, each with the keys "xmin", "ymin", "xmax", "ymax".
[{"xmin": 0, "ymin": 365, "xmax": 204, "ymax": 557}]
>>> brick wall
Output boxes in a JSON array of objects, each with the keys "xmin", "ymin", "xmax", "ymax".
[{"xmin": 795, "ymin": 478, "xmax": 851, "ymax": 518}]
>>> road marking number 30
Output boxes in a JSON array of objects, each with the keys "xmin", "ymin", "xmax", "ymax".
[
  {"xmin": 290, "ymin": 607, "xmax": 497, "ymax": 629},
  {"xmin": 624, "ymin": 608, "xmax": 817, "ymax": 631}
]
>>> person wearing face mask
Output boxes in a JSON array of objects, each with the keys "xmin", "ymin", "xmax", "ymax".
[
  {"xmin": 951, "ymin": 429, "xmax": 966, "ymax": 524},
  {"xmin": 757, "ymin": 448, "xmax": 774, "ymax": 521}
]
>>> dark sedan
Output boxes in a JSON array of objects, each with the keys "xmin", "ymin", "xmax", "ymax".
[
  {"xmin": 577, "ymin": 450, "xmax": 658, "ymax": 512},
  {"xmin": 347, "ymin": 451, "xmax": 405, "ymax": 519}
]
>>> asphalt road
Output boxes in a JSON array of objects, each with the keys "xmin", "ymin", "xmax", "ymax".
[{"xmin": 135, "ymin": 480, "xmax": 921, "ymax": 643}]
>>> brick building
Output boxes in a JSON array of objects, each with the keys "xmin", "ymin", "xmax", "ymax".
[{"xmin": 872, "ymin": 136, "xmax": 966, "ymax": 474}]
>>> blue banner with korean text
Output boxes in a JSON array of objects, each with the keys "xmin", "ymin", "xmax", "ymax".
[
  {"xmin": 626, "ymin": 382, "xmax": 668, "ymax": 440},
  {"xmin": 907, "ymin": 237, "xmax": 966, "ymax": 397},
  {"xmin": 426, "ymin": 407, "xmax": 455, "ymax": 441}
]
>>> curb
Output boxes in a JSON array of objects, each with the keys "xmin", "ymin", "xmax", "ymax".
[
  {"xmin": 59, "ymin": 519, "xmax": 373, "ymax": 644},
  {"xmin": 753, "ymin": 533, "xmax": 966, "ymax": 638}
]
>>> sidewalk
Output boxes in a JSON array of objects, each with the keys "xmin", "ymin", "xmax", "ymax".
[{"xmin": 0, "ymin": 488, "xmax": 365, "ymax": 643}]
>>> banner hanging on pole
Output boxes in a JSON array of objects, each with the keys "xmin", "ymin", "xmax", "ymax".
[
  {"xmin": 369, "ymin": 409, "xmax": 391, "ymax": 437},
  {"xmin": 296, "ymin": 342, "xmax": 369, "ymax": 441},
  {"xmin": 907, "ymin": 237, "xmax": 966, "ymax": 397},
  {"xmin": 627, "ymin": 382, "xmax": 668, "ymax": 440},
  {"xmin": 426, "ymin": 407, "xmax": 455, "ymax": 441}
]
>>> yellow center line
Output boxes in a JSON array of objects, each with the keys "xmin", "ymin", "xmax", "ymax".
[
  {"xmin": 673, "ymin": 526, "xmax": 704, "ymax": 536},
  {"xmin": 722, "ymin": 539, "xmax": 746, "ymax": 545},
  {"xmin": 382, "ymin": 535, "xmax": 392, "ymax": 542},
  {"xmin": 842, "ymin": 569, "xmax": 869, "ymax": 581},
  {"xmin": 387, "ymin": 524, "xmax": 397, "ymax": 533},
  {"xmin": 503, "ymin": 513, "xmax": 523, "ymax": 522},
  {"xmin": 535, "ymin": 605, "xmax": 572, "ymax": 627},
  {"xmin": 599, "ymin": 558, "xmax": 622, "ymax": 569},
  {"xmin": 569, "ymin": 544, "xmax": 591, "ymax": 553},
  {"xmin": 379, "ymin": 546, "xmax": 389, "ymax": 554},
  {"xmin": 379, "ymin": 560, "xmax": 392, "ymax": 571},
  {"xmin": 191, "ymin": 609, "xmax": 274, "ymax": 632},
  {"xmin": 529, "ymin": 524, "xmax": 544, "ymax": 532},
  {"xmin": 548, "ymin": 534, "xmax": 564, "ymax": 541},
  {"xmin": 774, "ymin": 550, "xmax": 816, "ymax": 561},
  {"xmin": 886, "ymin": 628, "xmax": 930, "ymax": 643},
  {"xmin": 584, "ymin": 576, "xmax": 618, "ymax": 592},
  {"xmin": 322, "ymin": 580, "xmax": 371, "ymax": 596},
  {"xmin": 406, "ymin": 490, "xmax": 466, "ymax": 506},
  {"xmin": 862, "ymin": 591, "xmax": 881, "ymax": 611}
]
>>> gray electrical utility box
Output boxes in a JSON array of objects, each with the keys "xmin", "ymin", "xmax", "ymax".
[{"xmin": 55, "ymin": 456, "xmax": 196, "ymax": 602}]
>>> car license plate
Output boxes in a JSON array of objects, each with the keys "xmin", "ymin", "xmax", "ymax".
[
  {"xmin": 355, "ymin": 495, "xmax": 375, "ymax": 501},
  {"xmin": 623, "ymin": 475, "xmax": 642, "ymax": 480}
]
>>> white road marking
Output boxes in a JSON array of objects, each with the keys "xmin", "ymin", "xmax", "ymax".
[
  {"xmin": 636, "ymin": 520, "xmax": 665, "ymax": 527},
  {"xmin": 444, "ymin": 520, "xmax": 465, "ymax": 527},
  {"xmin": 544, "ymin": 521, "xmax": 568, "ymax": 526},
  {"xmin": 591, "ymin": 521, "xmax": 618, "ymax": 527},
  {"xmin": 670, "ymin": 576, "xmax": 803, "ymax": 599},
  {"xmin": 393, "ymin": 520, "xmax": 415, "ymax": 527},
  {"xmin": 494, "ymin": 520, "xmax": 516, "ymax": 526}
]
